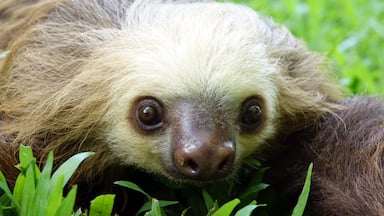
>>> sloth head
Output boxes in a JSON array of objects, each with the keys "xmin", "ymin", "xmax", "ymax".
[
  {"xmin": 97, "ymin": 2, "xmax": 339, "ymax": 182},
  {"xmin": 1, "ymin": 1, "xmax": 341, "ymax": 183},
  {"xmin": 96, "ymin": 2, "xmax": 283, "ymax": 182}
]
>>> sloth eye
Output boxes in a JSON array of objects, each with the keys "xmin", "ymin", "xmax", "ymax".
[
  {"xmin": 240, "ymin": 97, "xmax": 263, "ymax": 130},
  {"xmin": 135, "ymin": 98, "xmax": 164, "ymax": 131}
]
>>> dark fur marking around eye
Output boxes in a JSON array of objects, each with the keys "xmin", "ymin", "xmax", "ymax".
[
  {"xmin": 134, "ymin": 97, "xmax": 165, "ymax": 132},
  {"xmin": 239, "ymin": 97, "xmax": 264, "ymax": 132}
]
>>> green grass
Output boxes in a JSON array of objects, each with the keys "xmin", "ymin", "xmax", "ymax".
[
  {"xmin": 0, "ymin": 148, "xmax": 312, "ymax": 216},
  {"xmin": 0, "ymin": 146, "xmax": 99, "ymax": 216},
  {"xmin": 223, "ymin": 0, "xmax": 384, "ymax": 95}
]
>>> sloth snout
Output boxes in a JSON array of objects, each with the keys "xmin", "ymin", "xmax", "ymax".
[{"xmin": 173, "ymin": 141, "xmax": 235, "ymax": 181}]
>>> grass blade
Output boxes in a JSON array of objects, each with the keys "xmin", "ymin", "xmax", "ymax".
[
  {"xmin": 115, "ymin": 181, "xmax": 151, "ymax": 200},
  {"xmin": 89, "ymin": 194, "xmax": 115, "ymax": 216},
  {"xmin": 30, "ymin": 152, "xmax": 54, "ymax": 216},
  {"xmin": 20, "ymin": 164, "xmax": 36, "ymax": 216},
  {"xmin": 234, "ymin": 203, "xmax": 258, "ymax": 216},
  {"xmin": 202, "ymin": 189, "xmax": 215, "ymax": 212},
  {"xmin": 55, "ymin": 185, "xmax": 77, "ymax": 216},
  {"xmin": 0, "ymin": 172, "xmax": 20, "ymax": 211},
  {"xmin": 291, "ymin": 163, "xmax": 313, "ymax": 216},
  {"xmin": 45, "ymin": 176, "xmax": 64, "ymax": 216},
  {"xmin": 13, "ymin": 174, "xmax": 25, "ymax": 208},
  {"xmin": 212, "ymin": 199, "xmax": 240, "ymax": 216},
  {"xmin": 51, "ymin": 152, "xmax": 94, "ymax": 189},
  {"xmin": 150, "ymin": 198, "xmax": 162, "ymax": 216}
]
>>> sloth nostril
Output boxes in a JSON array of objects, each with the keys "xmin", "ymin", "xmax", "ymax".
[
  {"xmin": 218, "ymin": 158, "xmax": 229, "ymax": 171},
  {"xmin": 185, "ymin": 158, "xmax": 199, "ymax": 173},
  {"xmin": 173, "ymin": 141, "xmax": 235, "ymax": 180}
]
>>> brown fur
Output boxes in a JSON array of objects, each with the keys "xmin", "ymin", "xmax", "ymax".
[
  {"xmin": 265, "ymin": 97, "xmax": 384, "ymax": 215},
  {"xmin": 0, "ymin": 0, "xmax": 57, "ymax": 52},
  {"xmin": 1, "ymin": 0, "xmax": 382, "ymax": 215},
  {"xmin": 0, "ymin": 0, "xmax": 129, "ymax": 182}
]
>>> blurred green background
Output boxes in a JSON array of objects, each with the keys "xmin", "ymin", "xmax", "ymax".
[{"xmin": 222, "ymin": 0, "xmax": 384, "ymax": 95}]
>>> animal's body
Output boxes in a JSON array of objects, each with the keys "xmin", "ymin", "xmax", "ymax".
[
  {"xmin": 266, "ymin": 97, "xmax": 384, "ymax": 215},
  {"xmin": 0, "ymin": 0, "xmax": 382, "ymax": 215}
]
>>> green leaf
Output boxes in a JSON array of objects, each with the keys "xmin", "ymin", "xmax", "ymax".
[
  {"xmin": 0, "ymin": 172, "xmax": 20, "ymax": 211},
  {"xmin": 136, "ymin": 199, "xmax": 178, "ymax": 216},
  {"xmin": 239, "ymin": 183, "xmax": 269, "ymax": 201},
  {"xmin": 55, "ymin": 185, "xmax": 77, "ymax": 216},
  {"xmin": 136, "ymin": 200, "xmax": 152, "ymax": 216},
  {"xmin": 16, "ymin": 146, "xmax": 41, "ymax": 183},
  {"xmin": 30, "ymin": 152, "xmax": 54, "ymax": 216},
  {"xmin": 45, "ymin": 176, "xmax": 64, "ymax": 216},
  {"xmin": 158, "ymin": 200, "xmax": 178, "ymax": 208},
  {"xmin": 212, "ymin": 199, "xmax": 240, "ymax": 216},
  {"xmin": 0, "ymin": 193, "xmax": 11, "ymax": 206},
  {"xmin": 240, "ymin": 183, "xmax": 269, "ymax": 199},
  {"xmin": 72, "ymin": 208, "xmax": 84, "ymax": 216},
  {"xmin": 115, "ymin": 180, "xmax": 151, "ymax": 200},
  {"xmin": 51, "ymin": 152, "xmax": 94, "ymax": 189},
  {"xmin": 234, "ymin": 204, "xmax": 258, "ymax": 216},
  {"xmin": 245, "ymin": 158, "xmax": 262, "ymax": 167},
  {"xmin": 17, "ymin": 145, "xmax": 35, "ymax": 170},
  {"xmin": 291, "ymin": 163, "xmax": 313, "ymax": 216},
  {"xmin": 13, "ymin": 174, "xmax": 25, "ymax": 208},
  {"xmin": 202, "ymin": 189, "xmax": 215, "ymax": 212},
  {"xmin": 206, "ymin": 202, "xmax": 219, "ymax": 216},
  {"xmin": 181, "ymin": 207, "xmax": 190, "ymax": 216},
  {"xmin": 150, "ymin": 198, "xmax": 162, "ymax": 216},
  {"xmin": 20, "ymin": 164, "xmax": 36, "ymax": 215},
  {"xmin": 89, "ymin": 194, "xmax": 115, "ymax": 216}
]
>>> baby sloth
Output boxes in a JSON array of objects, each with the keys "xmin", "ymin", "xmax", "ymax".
[{"xmin": 0, "ymin": 0, "xmax": 382, "ymax": 215}]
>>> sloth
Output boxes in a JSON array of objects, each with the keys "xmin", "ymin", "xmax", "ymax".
[{"xmin": 0, "ymin": 0, "xmax": 383, "ymax": 215}]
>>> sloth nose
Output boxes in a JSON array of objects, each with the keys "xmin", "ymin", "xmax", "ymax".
[{"xmin": 173, "ymin": 141, "xmax": 235, "ymax": 181}]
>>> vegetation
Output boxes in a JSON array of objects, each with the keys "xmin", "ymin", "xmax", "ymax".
[
  {"xmin": 0, "ymin": 146, "xmax": 96, "ymax": 216},
  {"xmin": 0, "ymin": 146, "xmax": 312, "ymax": 216},
  {"xmin": 223, "ymin": 0, "xmax": 383, "ymax": 95}
]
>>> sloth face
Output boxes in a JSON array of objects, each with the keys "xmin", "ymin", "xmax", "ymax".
[
  {"xmin": 105, "ymin": 81, "xmax": 277, "ymax": 182},
  {"xmin": 98, "ymin": 2, "xmax": 281, "ymax": 182},
  {"xmin": 127, "ymin": 96, "xmax": 267, "ymax": 181}
]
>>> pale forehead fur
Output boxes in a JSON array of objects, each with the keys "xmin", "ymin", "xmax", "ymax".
[{"xmin": 104, "ymin": 1, "xmax": 281, "ymax": 105}]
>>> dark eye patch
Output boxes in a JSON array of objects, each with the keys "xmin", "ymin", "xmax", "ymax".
[
  {"xmin": 135, "ymin": 97, "xmax": 165, "ymax": 132},
  {"xmin": 239, "ymin": 97, "xmax": 264, "ymax": 132}
]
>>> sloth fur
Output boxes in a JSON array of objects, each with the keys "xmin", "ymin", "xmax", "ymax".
[
  {"xmin": 265, "ymin": 97, "xmax": 384, "ymax": 215},
  {"xmin": 0, "ymin": 0, "xmax": 383, "ymax": 215}
]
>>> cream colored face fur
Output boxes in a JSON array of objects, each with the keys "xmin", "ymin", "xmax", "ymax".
[{"xmin": 97, "ymin": 2, "xmax": 280, "ymax": 180}]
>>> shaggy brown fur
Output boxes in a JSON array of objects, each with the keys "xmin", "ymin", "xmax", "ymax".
[
  {"xmin": 1, "ymin": 0, "xmax": 382, "ymax": 215},
  {"xmin": 265, "ymin": 97, "xmax": 384, "ymax": 215},
  {"xmin": 0, "ymin": 0, "xmax": 54, "ymax": 52}
]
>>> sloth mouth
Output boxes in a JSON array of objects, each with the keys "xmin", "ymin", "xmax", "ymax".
[{"xmin": 162, "ymin": 161, "xmax": 237, "ymax": 184}]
